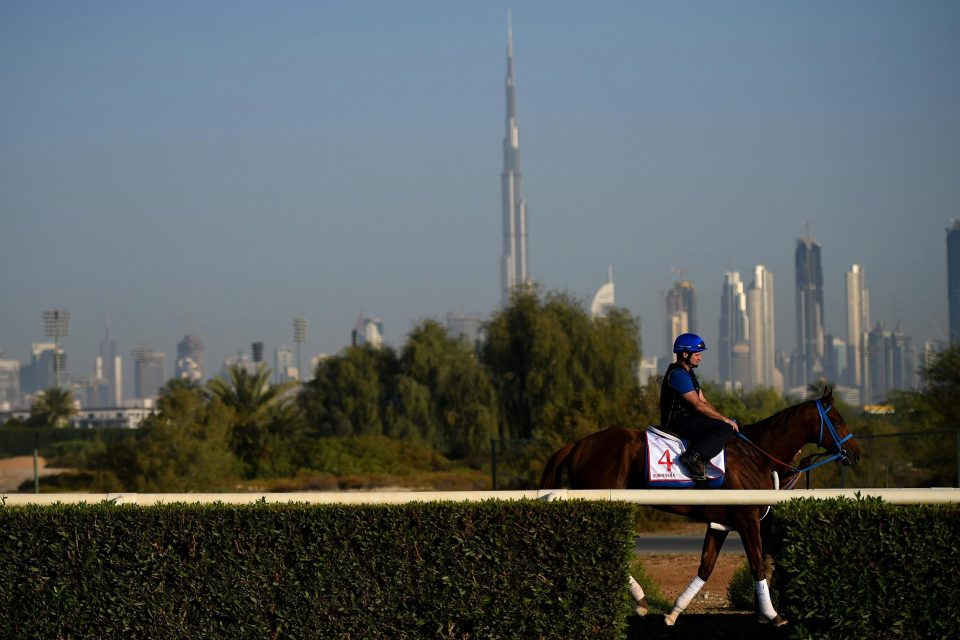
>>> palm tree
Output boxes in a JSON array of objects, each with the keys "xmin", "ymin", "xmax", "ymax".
[
  {"xmin": 208, "ymin": 364, "xmax": 298, "ymax": 476},
  {"xmin": 30, "ymin": 387, "xmax": 78, "ymax": 428},
  {"xmin": 208, "ymin": 364, "xmax": 290, "ymax": 423}
]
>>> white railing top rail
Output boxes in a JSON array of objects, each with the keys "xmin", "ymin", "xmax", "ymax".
[{"xmin": 3, "ymin": 488, "xmax": 959, "ymax": 506}]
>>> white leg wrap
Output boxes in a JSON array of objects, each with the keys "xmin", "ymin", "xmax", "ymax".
[
  {"xmin": 664, "ymin": 575, "xmax": 704, "ymax": 625},
  {"xmin": 755, "ymin": 579, "xmax": 778, "ymax": 619},
  {"xmin": 628, "ymin": 574, "xmax": 645, "ymax": 602},
  {"xmin": 674, "ymin": 575, "xmax": 705, "ymax": 613}
]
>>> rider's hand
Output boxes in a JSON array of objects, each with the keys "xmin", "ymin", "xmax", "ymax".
[{"xmin": 726, "ymin": 418, "xmax": 739, "ymax": 432}]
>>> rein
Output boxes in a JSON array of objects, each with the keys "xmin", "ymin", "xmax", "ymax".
[{"xmin": 736, "ymin": 399, "xmax": 855, "ymax": 475}]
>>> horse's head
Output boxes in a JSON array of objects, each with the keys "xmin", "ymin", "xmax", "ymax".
[{"xmin": 816, "ymin": 386, "xmax": 861, "ymax": 466}]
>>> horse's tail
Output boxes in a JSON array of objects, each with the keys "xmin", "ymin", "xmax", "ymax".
[{"xmin": 539, "ymin": 443, "xmax": 575, "ymax": 489}]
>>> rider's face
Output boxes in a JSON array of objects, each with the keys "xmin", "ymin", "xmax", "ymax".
[{"xmin": 687, "ymin": 352, "xmax": 702, "ymax": 368}]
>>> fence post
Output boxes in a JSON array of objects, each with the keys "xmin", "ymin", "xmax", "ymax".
[{"xmin": 34, "ymin": 448, "xmax": 40, "ymax": 494}]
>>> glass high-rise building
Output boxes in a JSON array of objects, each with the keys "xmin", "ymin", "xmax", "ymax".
[
  {"xmin": 665, "ymin": 280, "xmax": 697, "ymax": 357},
  {"xmin": 0, "ymin": 359, "xmax": 20, "ymax": 407},
  {"xmin": 99, "ymin": 326, "xmax": 122, "ymax": 405},
  {"xmin": 845, "ymin": 265, "xmax": 869, "ymax": 390},
  {"xmin": 590, "ymin": 266, "xmax": 616, "ymax": 319},
  {"xmin": 795, "ymin": 236, "xmax": 825, "ymax": 385},
  {"xmin": 500, "ymin": 10, "xmax": 529, "ymax": 305},
  {"xmin": 132, "ymin": 348, "xmax": 165, "ymax": 400},
  {"xmin": 719, "ymin": 272, "xmax": 749, "ymax": 388},
  {"xmin": 748, "ymin": 265, "xmax": 777, "ymax": 390},
  {"xmin": 21, "ymin": 343, "xmax": 64, "ymax": 395},
  {"xmin": 274, "ymin": 346, "xmax": 296, "ymax": 384},
  {"xmin": 176, "ymin": 334, "xmax": 204, "ymax": 382},
  {"xmin": 352, "ymin": 317, "xmax": 385, "ymax": 348},
  {"xmin": 948, "ymin": 219, "xmax": 960, "ymax": 345}
]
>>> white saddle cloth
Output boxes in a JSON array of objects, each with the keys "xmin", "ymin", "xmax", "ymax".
[{"xmin": 645, "ymin": 426, "xmax": 725, "ymax": 486}]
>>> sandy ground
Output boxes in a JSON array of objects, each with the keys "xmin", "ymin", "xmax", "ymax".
[
  {"xmin": 643, "ymin": 553, "xmax": 744, "ymax": 612},
  {"xmin": 0, "ymin": 455, "xmax": 70, "ymax": 492}
]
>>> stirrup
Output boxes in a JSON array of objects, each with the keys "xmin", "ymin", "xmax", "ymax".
[{"xmin": 680, "ymin": 450, "xmax": 706, "ymax": 480}]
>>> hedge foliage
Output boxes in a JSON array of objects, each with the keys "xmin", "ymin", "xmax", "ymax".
[
  {"xmin": 771, "ymin": 496, "xmax": 960, "ymax": 640},
  {"xmin": 0, "ymin": 500, "xmax": 635, "ymax": 639}
]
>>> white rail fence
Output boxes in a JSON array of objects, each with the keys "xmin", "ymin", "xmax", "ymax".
[{"xmin": 3, "ymin": 488, "xmax": 959, "ymax": 506}]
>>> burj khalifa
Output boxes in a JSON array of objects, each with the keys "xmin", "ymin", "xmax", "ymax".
[{"xmin": 500, "ymin": 10, "xmax": 529, "ymax": 306}]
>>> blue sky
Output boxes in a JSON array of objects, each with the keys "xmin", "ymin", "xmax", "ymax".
[{"xmin": 2, "ymin": 1, "xmax": 959, "ymax": 384}]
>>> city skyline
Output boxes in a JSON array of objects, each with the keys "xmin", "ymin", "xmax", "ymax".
[{"xmin": 2, "ymin": 3, "xmax": 958, "ymax": 383}]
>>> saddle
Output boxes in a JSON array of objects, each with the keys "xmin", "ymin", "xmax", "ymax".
[{"xmin": 644, "ymin": 426, "xmax": 725, "ymax": 488}]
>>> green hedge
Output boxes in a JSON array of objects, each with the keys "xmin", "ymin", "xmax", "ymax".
[
  {"xmin": 771, "ymin": 496, "xmax": 960, "ymax": 640},
  {"xmin": 0, "ymin": 500, "xmax": 635, "ymax": 639}
]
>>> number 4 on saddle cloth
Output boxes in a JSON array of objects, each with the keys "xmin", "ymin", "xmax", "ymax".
[{"xmin": 644, "ymin": 427, "xmax": 725, "ymax": 488}]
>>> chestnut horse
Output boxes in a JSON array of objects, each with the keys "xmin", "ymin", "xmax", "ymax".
[{"xmin": 539, "ymin": 386, "xmax": 860, "ymax": 627}]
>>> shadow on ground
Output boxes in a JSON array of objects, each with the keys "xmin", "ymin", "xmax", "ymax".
[{"xmin": 627, "ymin": 613, "xmax": 792, "ymax": 639}]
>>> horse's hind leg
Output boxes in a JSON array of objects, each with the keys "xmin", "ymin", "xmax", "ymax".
[
  {"xmin": 664, "ymin": 527, "xmax": 727, "ymax": 626},
  {"xmin": 628, "ymin": 575, "xmax": 648, "ymax": 616}
]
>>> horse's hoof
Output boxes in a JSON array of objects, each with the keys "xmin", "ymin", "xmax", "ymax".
[
  {"xmin": 758, "ymin": 613, "xmax": 788, "ymax": 627},
  {"xmin": 633, "ymin": 597, "xmax": 649, "ymax": 616},
  {"xmin": 664, "ymin": 610, "xmax": 680, "ymax": 626}
]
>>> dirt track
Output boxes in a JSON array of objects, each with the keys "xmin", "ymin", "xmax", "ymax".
[{"xmin": 0, "ymin": 455, "xmax": 69, "ymax": 492}]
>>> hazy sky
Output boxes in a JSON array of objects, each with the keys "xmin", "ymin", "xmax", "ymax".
[{"xmin": 2, "ymin": 1, "xmax": 959, "ymax": 385}]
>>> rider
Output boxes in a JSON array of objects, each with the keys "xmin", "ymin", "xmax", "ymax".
[{"xmin": 660, "ymin": 333, "xmax": 739, "ymax": 480}]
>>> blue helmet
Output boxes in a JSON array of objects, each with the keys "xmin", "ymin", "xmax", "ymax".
[{"xmin": 673, "ymin": 333, "xmax": 707, "ymax": 354}]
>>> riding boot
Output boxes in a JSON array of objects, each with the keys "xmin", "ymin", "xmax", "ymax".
[{"xmin": 679, "ymin": 449, "xmax": 707, "ymax": 481}]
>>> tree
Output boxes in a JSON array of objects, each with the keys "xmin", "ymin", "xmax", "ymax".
[
  {"xmin": 208, "ymin": 364, "xmax": 301, "ymax": 478},
  {"xmin": 396, "ymin": 320, "xmax": 499, "ymax": 464},
  {"xmin": 28, "ymin": 387, "xmax": 77, "ymax": 428},
  {"xmin": 887, "ymin": 344, "xmax": 960, "ymax": 486},
  {"xmin": 481, "ymin": 290, "xmax": 642, "ymax": 442},
  {"xmin": 160, "ymin": 376, "xmax": 203, "ymax": 396},
  {"xmin": 299, "ymin": 345, "xmax": 401, "ymax": 438},
  {"xmin": 95, "ymin": 386, "xmax": 239, "ymax": 491}
]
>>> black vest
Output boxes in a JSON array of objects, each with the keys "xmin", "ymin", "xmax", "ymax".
[{"xmin": 659, "ymin": 362, "xmax": 700, "ymax": 429}]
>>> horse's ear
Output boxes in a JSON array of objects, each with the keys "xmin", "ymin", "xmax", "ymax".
[{"xmin": 822, "ymin": 385, "xmax": 833, "ymax": 400}]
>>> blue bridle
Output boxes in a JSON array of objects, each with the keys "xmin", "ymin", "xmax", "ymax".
[
  {"xmin": 736, "ymin": 398, "xmax": 855, "ymax": 474},
  {"xmin": 802, "ymin": 399, "xmax": 855, "ymax": 472}
]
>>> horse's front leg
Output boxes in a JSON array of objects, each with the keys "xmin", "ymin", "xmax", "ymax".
[
  {"xmin": 736, "ymin": 509, "xmax": 788, "ymax": 627},
  {"xmin": 664, "ymin": 526, "xmax": 727, "ymax": 626}
]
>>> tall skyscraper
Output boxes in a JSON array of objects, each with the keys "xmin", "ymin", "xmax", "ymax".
[
  {"xmin": 500, "ymin": 10, "xmax": 529, "ymax": 306},
  {"xmin": 866, "ymin": 323, "xmax": 892, "ymax": 404},
  {"xmin": 891, "ymin": 325, "xmax": 916, "ymax": 392},
  {"xmin": 21, "ymin": 343, "xmax": 64, "ymax": 395},
  {"xmin": 845, "ymin": 264, "xmax": 870, "ymax": 390},
  {"xmin": 0, "ymin": 358, "xmax": 20, "ymax": 408},
  {"xmin": 99, "ymin": 325, "xmax": 122, "ymax": 405},
  {"xmin": 590, "ymin": 266, "xmax": 616, "ymax": 318},
  {"xmin": 948, "ymin": 219, "xmax": 960, "ymax": 345},
  {"xmin": 748, "ymin": 265, "xmax": 777, "ymax": 390},
  {"xmin": 132, "ymin": 348, "xmax": 165, "ymax": 401},
  {"xmin": 795, "ymin": 235, "xmax": 825, "ymax": 385},
  {"xmin": 176, "ymin": 335, "xmax": 204, "ymax": 382},
  {"xmin": 864, "ymin": 323, "xmax": 917, "ymax": 403},
  {"xmin": 719, "ymin": 272, "xmax": 749, "ymax": 388},
  {"xmin": 665, "ymin": 280, "xmax": 697, "ymax": 356},
  {"xmin": 274, "ymin": 345, "xmax": 297, "ymax": 384},
  {"xmin": 352, "ymin": 317, "xmax": 384, "ymax": 348}
]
